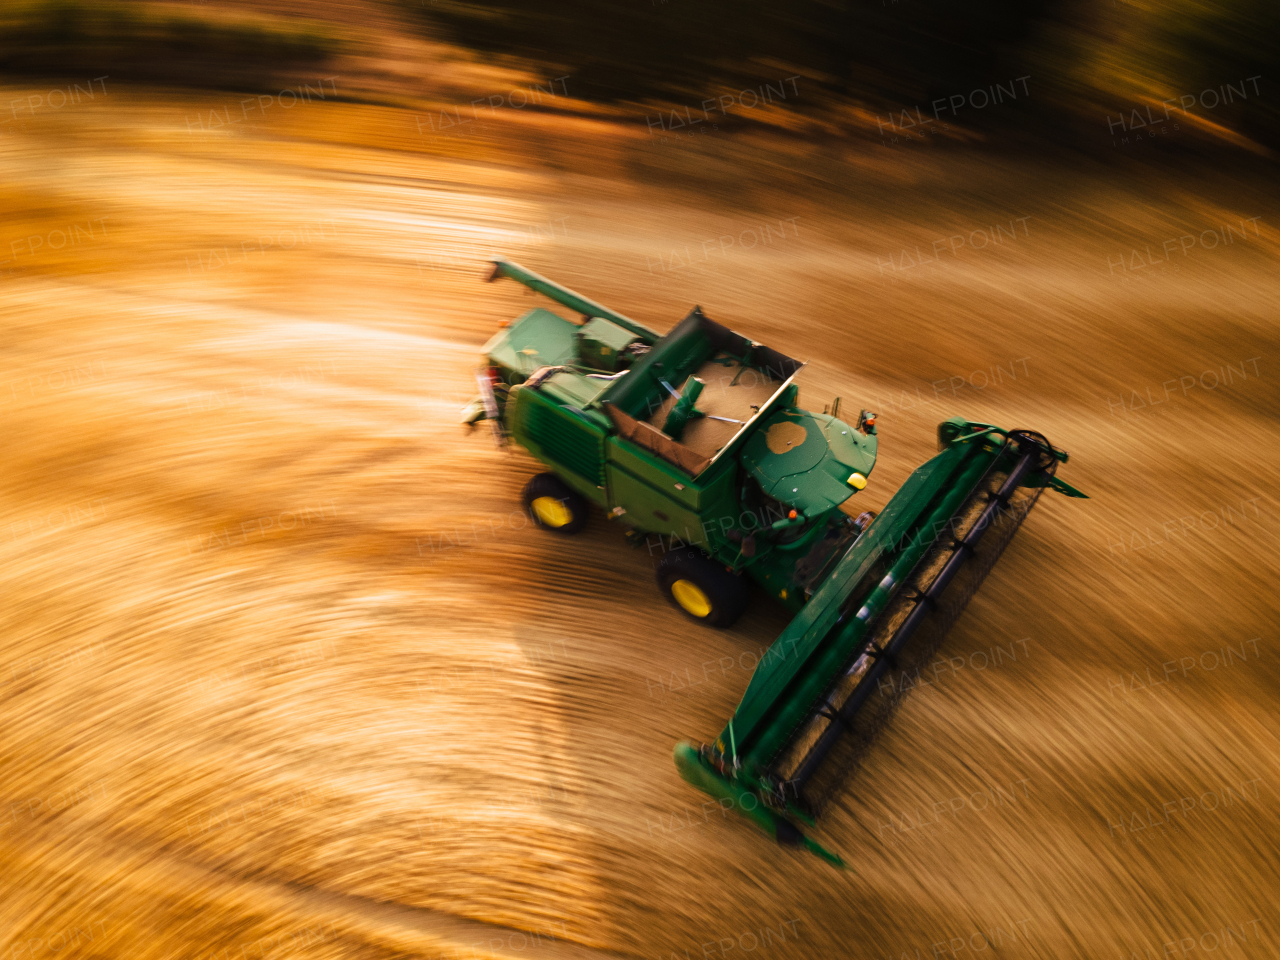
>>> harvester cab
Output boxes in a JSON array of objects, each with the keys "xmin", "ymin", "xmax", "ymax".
[{"xmin": 463, "ymin": 259, "xmax": 1087, "ymax": 866}]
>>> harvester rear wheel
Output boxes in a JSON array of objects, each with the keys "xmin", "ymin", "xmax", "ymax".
[
  {"xmin": 657, "ymin": 548, "xmax": 749, "ymax": 628},
  {"xmin": 523, "ymin": 473, "xmax": 588, "ymax": 535}
]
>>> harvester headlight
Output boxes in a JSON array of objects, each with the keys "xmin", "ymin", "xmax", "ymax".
[{"xmin": 847, "ymin": 472, "xmax": 867, "ymax": 490}]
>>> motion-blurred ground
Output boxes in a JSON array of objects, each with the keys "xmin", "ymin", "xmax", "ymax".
[{"xmin": 1, "ymin": 79, "xmax": 1278, "ymax": 960}]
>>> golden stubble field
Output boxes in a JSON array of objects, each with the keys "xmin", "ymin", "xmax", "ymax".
[{"xmin": 1, "ymin": 82, "xmax": 1278, "ymax": 960}]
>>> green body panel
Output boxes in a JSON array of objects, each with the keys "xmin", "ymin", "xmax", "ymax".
[
  {"xmin": 689, "ymin": 461, "xmax": 739, "ymax": 546},
  {"xmin": 483, "ymin": 308, "xmax": 580, "ymax": 382},
  {"xmin": 605, "ymin": 437, "xmax": 707, "ymax": 512},
  {"xmin": 607, "ymin": 463, "xmax": 705, "ymax": 543},
  {"xmin": 538, "ymin": 370, "xmax": 613, "ymax": 422}
]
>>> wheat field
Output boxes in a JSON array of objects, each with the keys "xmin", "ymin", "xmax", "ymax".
[{"xmin": 1, "ymin": 83, "xmax": 1278, "ymax": 960}]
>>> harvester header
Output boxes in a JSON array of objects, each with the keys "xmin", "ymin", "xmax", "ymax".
[{"xmin": 463, "ymin": 260, "xmax": 1086, "ymax": 865}]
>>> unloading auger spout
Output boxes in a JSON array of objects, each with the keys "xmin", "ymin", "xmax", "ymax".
[{"xmin": 674, "ymin": 423, "xmax": 1086, "ymax": 867}]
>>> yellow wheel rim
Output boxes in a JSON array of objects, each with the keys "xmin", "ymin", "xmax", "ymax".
[
  {"xmin": 532, "ymin": 496, "xmax": 573, "ymax": 528},
  {"xmin": 671, "ymin": 579, "xmax": 713, "ymax": 618}
]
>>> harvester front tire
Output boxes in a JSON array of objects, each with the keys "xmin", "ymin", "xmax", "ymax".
[
  {"xmin": 657, "ymin": 548, "xmax": 749, "ymax": 628},
  {"xmin": 523, "ymin": 473, "xmax": 588, "ymax": 535}
]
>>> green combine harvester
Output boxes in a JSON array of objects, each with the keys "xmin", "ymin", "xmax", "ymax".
[{"xmin": 464, "ymin": 260, "xmax": 1086, "ymax": 866}]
